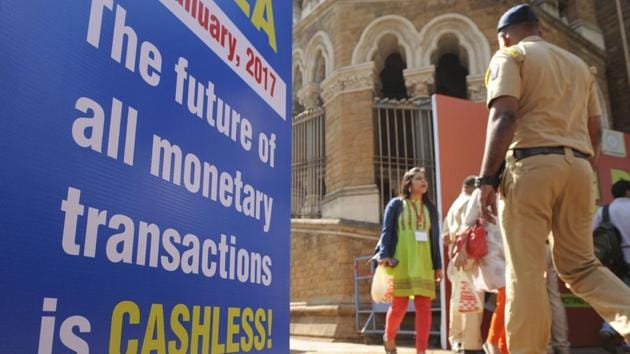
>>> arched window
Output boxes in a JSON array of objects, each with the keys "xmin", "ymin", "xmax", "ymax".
[
  {"xmin": 313, "ymin": 51, "xmax": 326, "ymax": 84},
  {"xmin": 369, "ymin": 32, "xmax": 410, "ymax": 99},
  {"xmin": 291, "ymin": 40, "xmax": 328, "ymax": 218},
  {"xmin": 303, "ymin": 30, "xmax": 334, "ymax": 88},
  {"xmin": 351, "ymin": 15, "xmax": 416, "ymax": 68},
  {"xmin": 293, "ymin": 66, "xmax": 304, "ymax": 114},
  {"xmin": 432, "ymin": 35, "xmax": 469, "ymax": 99},
  {"xmin": 435, "ymin": 53, "xmax": 468, "ymax": 98},
  {"xmin": 380, "ymin": 53, "xmax": 408, "ymax": 99},
  {"xmin": 417, "ymin": 13, "xmax": 490, "ymax": 76}
]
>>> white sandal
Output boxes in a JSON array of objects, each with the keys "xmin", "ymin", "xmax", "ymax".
[{"xmin": 383, "ymin": 334, "xmax": 397, "ymax": 354}]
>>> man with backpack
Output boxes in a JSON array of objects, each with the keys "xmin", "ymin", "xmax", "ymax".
[{"xmin": 593, "ymin": 179, "xmax": 630, "ymax": 353}]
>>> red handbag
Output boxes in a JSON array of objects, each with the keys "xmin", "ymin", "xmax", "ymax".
[
  {"xmin": 466, "ymin": 220, "xmax": 488, "ymax": 259},
  {"xmin": 453, "ymin": 220, "xmax": 488, "ymax": 260}
]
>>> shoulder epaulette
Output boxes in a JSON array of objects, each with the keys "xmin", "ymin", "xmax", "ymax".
[
  {"xmin": 485, "ymin": 45, "xmax": 526, "ymax": 87},
  {"xmin": 500, "ymin": 45, "xmax": 525, "ymax": 63}
]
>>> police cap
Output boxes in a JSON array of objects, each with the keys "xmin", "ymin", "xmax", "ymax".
[{"xmin": 497, "ymin": 4, "xmax": 539, "ymax": 32}]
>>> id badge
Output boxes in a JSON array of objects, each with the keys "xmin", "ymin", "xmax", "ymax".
[{"xmin": 415, "ymin": 230, "xmax": 428, "ymax": 242}]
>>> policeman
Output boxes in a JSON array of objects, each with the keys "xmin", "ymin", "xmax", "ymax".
[{"xmin": 476, "ymin": 4, "xmax": 630, "ymax": 354}]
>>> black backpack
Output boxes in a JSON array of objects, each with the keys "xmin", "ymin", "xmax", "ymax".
[{"xmin": 593, "ymin": 205, "xmax": 627, "ymax": 277}]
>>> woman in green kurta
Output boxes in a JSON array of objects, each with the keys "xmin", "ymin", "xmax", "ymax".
[
  {"xmin": 389, "ymin": 198, "xmax": 435, "ymax": 298},
  {"xmin": 376, "ymin": 167, "xmax": 443, "ymax": 354}
]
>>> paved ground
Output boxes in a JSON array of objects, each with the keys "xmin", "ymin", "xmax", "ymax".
[
  {"xmin": 290, "ymin": 337, "xmax": 445, "ymax": 354},
  {"xmin": 290, "ymin": 337, "xmax": 612, "ymax": 354}
]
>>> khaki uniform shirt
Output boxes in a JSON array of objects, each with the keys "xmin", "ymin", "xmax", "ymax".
[{"xmin": 486, "ymin": 36, "xmax": 602, "ymax": 155}]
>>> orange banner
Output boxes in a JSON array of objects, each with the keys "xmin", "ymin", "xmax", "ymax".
[{"xmin": 432, "ymin": 94, "xmax": 488, "ymax": 216}]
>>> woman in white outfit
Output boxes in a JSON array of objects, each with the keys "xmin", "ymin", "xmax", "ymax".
[{"xmin": 454, "ymin": 188, "xmax": 507, "ymax": 354}]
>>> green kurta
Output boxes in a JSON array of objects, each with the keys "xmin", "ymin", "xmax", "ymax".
[{"xmin": 387, "ymin": 199, "xmax": 435, "ymax": 298}]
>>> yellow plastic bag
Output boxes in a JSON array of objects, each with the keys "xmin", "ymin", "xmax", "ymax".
[{"xmin": 371, "ymin": 265, "xmax": 394, "ymax": 304}]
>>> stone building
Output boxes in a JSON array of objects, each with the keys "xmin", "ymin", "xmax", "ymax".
[
  {"xmin": 595, "ymin": 0, "xmax": 630, "ymax": 132},
  {"xmin": 290, "ymin": 0, "xmax": 630, "ymax": 341}
]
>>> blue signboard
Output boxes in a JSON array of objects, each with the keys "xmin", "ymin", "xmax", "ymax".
[{"xmin": 0, "ymin": 0, "xmax": 291, "ymax": 352}]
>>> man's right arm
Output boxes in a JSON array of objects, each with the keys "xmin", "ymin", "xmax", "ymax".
[
  {"xmin": 586, "ymin": 73, "xmax": 603, "ymax": 167},
  {"xmin": 478, "ymin": 49, "xmax": 521, "ymax": 223},
  {"xmin": 478, "ymin": 96, "xmax": 519, "ymax": 223},
  {"xmin": 587, "ymin": 114, "xmax": 602, "ymax": 168}
]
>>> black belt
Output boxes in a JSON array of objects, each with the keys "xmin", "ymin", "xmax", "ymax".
[{"xmin": 512, "ymin": 146, "xmax": 589, "ymax": 161}]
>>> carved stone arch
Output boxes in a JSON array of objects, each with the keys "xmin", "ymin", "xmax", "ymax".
[
  {"xmin": 351, "ymin": 15, "xmax": 417, "ymax": 67},
  {"xmin": 416, "ymin": 13, "xmax": 490, "ymax": 75},
  {"xmin": 304, "ymin": 31, "xmax": 334, "ymax": 83},
  {"xmin": 368, "ymin": 32, "xmax": 413, "ymax": 76},
  {"xmin": 430, "ymin": 34, "xmax": 470, "ymax": 72}
]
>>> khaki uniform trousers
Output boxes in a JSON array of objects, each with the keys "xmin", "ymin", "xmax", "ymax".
[
  {"xmin": 448, "ymin": 261, "xmax": 483, "ymax": 351},
  {"xmin": 500, "ymin": 149, "xmax": 630, "ymax": 354}
]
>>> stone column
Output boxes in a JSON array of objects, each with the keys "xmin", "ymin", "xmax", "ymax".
[
  {"xmin": 561, "ymin": 0, "xmax": 605, "ymax": 49},
  {"xmin": 403, "ymin": 65, "xmax": 435, "ymax": 98},
  {"xmin": 466, "ymin": 74, "xmax": 487, "ymax": 103},
  {"xmin": 318, "ymin": 62, "xmax": 381, "ymax": 223}
]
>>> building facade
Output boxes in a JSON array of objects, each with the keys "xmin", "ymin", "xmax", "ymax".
[{"xmin": 290, "ymin": 0, "xmax": 630, "ymax": 340}]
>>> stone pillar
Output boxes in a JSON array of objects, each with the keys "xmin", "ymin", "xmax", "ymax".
[
  {"xmin": 466, "ymin": 74, "xmax": 487, "ymax": 103},
  {"xmin": 566, "ymin": 0, "xmax": 606, "ymax": 49},
  {"xmin": 595, "ymin": 0, "xmax": 630, "ymax": 131},
  {"xmin": 319, "ymin": 62, "xmax": 380, "ymax": 223},
  {"xmin": 403, "ymin": 65, "xmax": 435, "ymax": 98}
]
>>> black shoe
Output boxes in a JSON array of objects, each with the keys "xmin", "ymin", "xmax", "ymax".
[
  {"xmin": 599, "ymin": 330, "xmax": 617, "ymax": 354},
  {"xmin": 463, "ymin": 351, "xmax": 485, "ymax": 354}
]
